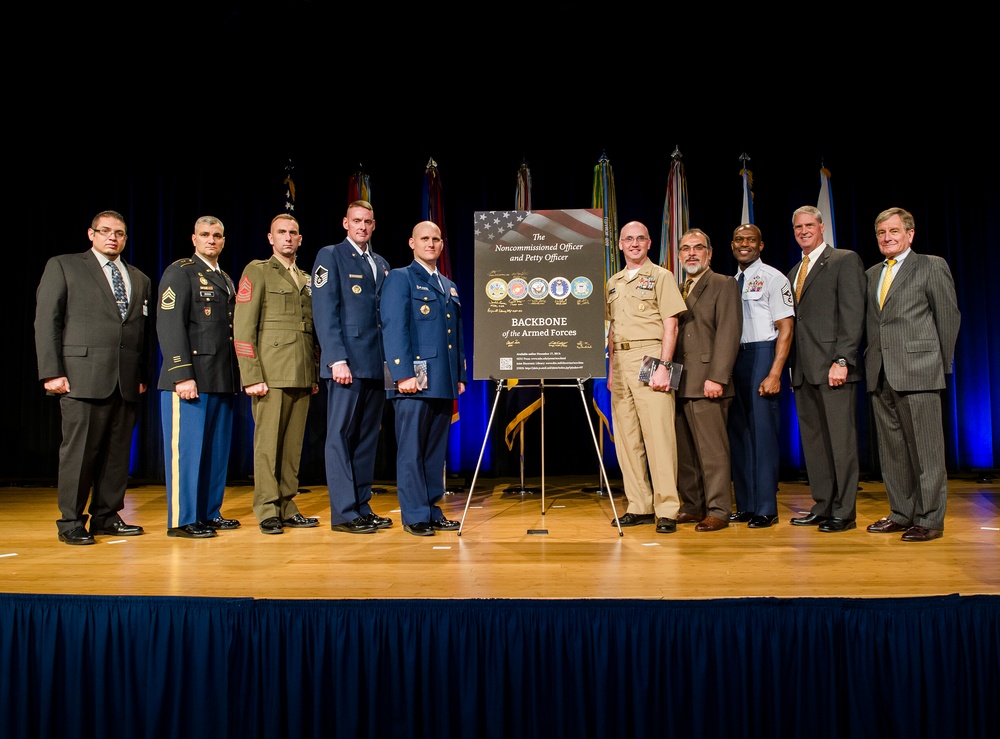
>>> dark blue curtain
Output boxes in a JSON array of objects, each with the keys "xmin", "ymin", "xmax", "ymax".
[{"xmin": 3, "ymin": 594, "xmax": 997, "ymax": 739}]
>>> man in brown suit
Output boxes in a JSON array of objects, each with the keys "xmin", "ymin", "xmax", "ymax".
[{"xmin": 673, "ymin": 229, "xmax": 743, "ymax": 531}]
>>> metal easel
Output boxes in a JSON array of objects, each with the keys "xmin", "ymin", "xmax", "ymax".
[{"xmin": 457, "ymin": 376, "xmax": 625, "ymax": 536}]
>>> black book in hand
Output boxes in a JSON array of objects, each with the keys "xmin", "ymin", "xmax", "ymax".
[{"xmin": 637, "ymin": 355, "xmax": 682, "ymax": 390}]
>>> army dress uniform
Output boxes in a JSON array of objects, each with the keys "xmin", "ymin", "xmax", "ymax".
[
  {"xmin": 157, "ymin": 256, "xmax": 241, "ymax": 529},
  {"xmin": 605, "ymin": 262, "xmax": 687, "ymax": 520},
  {"xmin": 233, "ymin": 256, "xmax": 318, "ymax": 523}
]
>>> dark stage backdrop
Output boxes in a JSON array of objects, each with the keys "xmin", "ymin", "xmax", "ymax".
[{"xmin": 6, "ymin": 136, "xmax": 998, "ymax": 485}]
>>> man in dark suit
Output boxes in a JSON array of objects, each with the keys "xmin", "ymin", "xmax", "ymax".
[
  {"xmin": 234, "ymin": 214, "xmax": 320, "ymax": 535},
  {"xmin": 35, "ymin": 209, "xmax": 152, "ymax": 545},
  {"xmin": 673, "ymin": 229, "xmax": 742, "ymax": 532},
  {"xmin": 156, "ymin": 215, "xmax": 242, "ymax": 539},
  {"xmin": 381, "ymin": 221, "xmax": 466, "ymax": 536},
  {"xmin": 786, "ymin": 206, "xmax": 867, "ymax": 533},
  {"xmin": 311, "ymin": 200, "xmax": 393, "ymax": 535},
  {"xmin": 864, "ymin": 207, "xmax": 960, "ymax": 542}
]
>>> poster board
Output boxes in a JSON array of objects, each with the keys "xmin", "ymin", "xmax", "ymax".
[{"xmin": 473, "ymin": 209, "xmax": 606, "ymax": 380}]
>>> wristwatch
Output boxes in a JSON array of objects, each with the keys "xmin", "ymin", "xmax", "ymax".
[{"xmin": 835, "ymin": 358, "xmax": 847, "ymax": 367}]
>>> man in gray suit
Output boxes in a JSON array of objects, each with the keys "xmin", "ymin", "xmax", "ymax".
[
  {"xmin": 35, "ymin": 209, "xmax": 153, "ymax": 545},
  {"xmin": 864, "ymin": 207, "xmax": 960, "ymax": 542},
  {"xmin": 786, "ymin": 206, "xmax": 867, "ymax": 532},
  {"xmin": 673, "ymin": 229, "xmax": 742, "ymax": 532}
]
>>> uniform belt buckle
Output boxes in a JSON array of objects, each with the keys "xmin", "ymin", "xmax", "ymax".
[{"xmin": 619, "ymin": 342, "xmax": 630, "ymax": 350}]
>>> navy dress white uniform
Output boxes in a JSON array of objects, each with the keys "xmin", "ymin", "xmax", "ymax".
[
  {"xmin": 728, "ymin": 257, "xmax": 794, "ymax": 522},
  {"xmin": 311, "ymin": 237, "xmax": 391, "ymax": 529},
  {"xmin": 381, "ymin": 260, "xmax": 466, "ymax": 529},
  {"xmin": 157, "ymin": 253, "xmax": 241, "ymax": 533}
]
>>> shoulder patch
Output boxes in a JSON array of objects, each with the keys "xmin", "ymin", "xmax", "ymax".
[
  {"xmin": 781, "ymin": 283, "xmax": 793, "ymax": 307},
  {"xmin": 160, "ymin": 286, "xmax": 176, "ymax": 310},
  {"xmin": 313, "ymin": 265, "xmax": 328, "ymax": 288},
  {"xmin": 237, "ymin": 275, "xmax": 253, "ymax": 303}
]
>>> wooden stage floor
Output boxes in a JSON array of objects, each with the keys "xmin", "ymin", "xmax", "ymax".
[{"xmin": 2, "ymin": 476, "xmax": 997, "ymax": 600}]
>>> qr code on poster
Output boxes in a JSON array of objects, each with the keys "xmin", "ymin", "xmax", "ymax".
[{"xmin": 500, "ymin": 357, "xmax": 513, "ymax": 370}]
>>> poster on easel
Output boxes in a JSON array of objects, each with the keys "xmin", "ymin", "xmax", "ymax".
[{"xmin": 473, "ymin": 209, "xmax": 606, "ymax": 380}]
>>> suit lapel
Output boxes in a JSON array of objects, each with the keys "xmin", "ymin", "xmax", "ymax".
[
  {"xmin": 688, "ymin": 268, "xmax": 712, "ymax": 306},
  {"xmin": 800, "ymin": 245, "xmax": 831, "ymax": 301}
]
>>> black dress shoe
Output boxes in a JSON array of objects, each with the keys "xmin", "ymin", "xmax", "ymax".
[
  {"xmin": 58, "ymin": 527, "xmax": 95, "ymax": 545},
  {"xmin": 747, "ymin": 514, "xmax": 779, "ymax": 528},
  {"xmin": 282, "ymin": 513, "xmax": 319, "ymax": 528},
  {"xmin": 168, "ymin": 523, "xmax": 216, "ymax": 539},
  {"xmin": 610, "ymin": 513, "xmax": 655, "ymax": 527},
  {"xmin": 202, "ymin": 516, "xmax": 241, "ymax": 530},
  {"xmin": 729, "ymin": 511, "xmax": 754, "ymax": 523},
  {"xmin": 431, "ymin": 518, "xmax": 461, "ymax": 531},
  {"xmin": 361, "ymin": 512, "xmax": 394, "ymax": 529},
  {"xmin": 655, "ymin": 517, "xmax": 677, "ymax": 534},
  {"xmin": 790, "ymin": 513, "xmax": 831, "ymax": 526},
  {"xmin": 91, "ymin": 520, "xmax": 144, "ymax": 536},
  {"xmin": 818, "ymin": 517, "xmax": 856, "ymax": 533},
  {"xmin": 259, "ymin": 517, "xmax": 284, "ymax": 535},
  {"xmin": 403, "ymin": 522, "xmax": 435, "ymax": 536},
  {"xmin": 901, "ymin": 525, "xmax": 943, "ymax": 542},
  {"xmin": 330, "ymin": 516, "xmax": 377, "ymax": 534}
]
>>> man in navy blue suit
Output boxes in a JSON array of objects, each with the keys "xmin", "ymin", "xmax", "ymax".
[
  {"xmin": 381, "ymin": 221, "xmax": 467, "ymax": 536},
  {"xmin": 312, "ymin": 200, "xmax": 394, "ymax": 534}
]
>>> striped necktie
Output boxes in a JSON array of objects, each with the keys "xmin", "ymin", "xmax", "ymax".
[
  {"xmin": 795, "ymin": 256, "xmax": 810, "ymax": 301},
  {"xmin": 681, "ymin": 278, "xmax": 693, "ymax": 300}
]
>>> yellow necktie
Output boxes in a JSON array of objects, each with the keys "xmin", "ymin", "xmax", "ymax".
[
  {"xmin": 681, "ymin": 278, "xmax": 693, "ymax": 299},
  {"xmin": 795, "ymin": 256, "xmax": 809, "ymax": 301},
  {"xmin": 879, "ymin": 258, "xmax": 897, "ymax": 309}
]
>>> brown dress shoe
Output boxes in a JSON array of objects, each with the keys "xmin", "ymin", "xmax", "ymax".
[
  {"xmin": 866, "ymin": 516, "xmax": 909, "ymax": 534},
  {"xmin": 901, "ymin": 526, "xmax": 943, "ymax": 542},
  {"xmin": 695, "ymin": 516, "xmax": 728, "ymax": 532},
  {"xmin": 675, "ymin": 512, "xmax": 705, "ymax": 524}
]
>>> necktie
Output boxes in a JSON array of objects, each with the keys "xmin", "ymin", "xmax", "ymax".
[
  {"xmin": 288, "ymin": 265, "xmax": 300, "ymax": 290},
  {"xmin": 879, "ymin": 258, "xmax": 897, "ymax": 309},
  {"xmin": 364, "ymin": 250, "xmax": 376, "ymax": 279},
  {"xmin": 737, "ymin": 272, "xmax": 745, "ymax": 293},
  {"xmin": 682, "ymin": 278, "xmax": 693, "ymax": 300},
  {"xmin": 434, "ymin": 271, "xmax": 444, "ymax": 292},
  {"xmin": 795, "ymin": 255, "xmax": 810, "ymax": 301},
  {"xmin": 108, "ymin": 262, "xmax": 128, "ymax": 320}
]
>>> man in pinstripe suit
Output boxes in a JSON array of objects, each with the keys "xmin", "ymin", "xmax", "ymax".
[{"xmin": 864, "ymin": 207, "xmax": 960, "ymax": 542}]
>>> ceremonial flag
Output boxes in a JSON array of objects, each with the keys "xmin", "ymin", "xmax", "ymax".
[
  {"xmin": 659, "ymin": 146, "xmax": 689, "ymax": 283},
  {"xmin": 283, "ymin": 159, "xmax": 296, "ymax": 215},
  {"xmin": 740, "ymin": 152, "xmax": 754, "ymax": 224},
  {"xmin": 348, "ymin": 165, "xmax": 371, "ymax": 204},
  {"xmin": 591, "ymin": 153, "xmax": 617, "ymax": 467},
  {"xmin": 818, "ymin": 163, "xmax": 837, "ymax": 248},
  {"xmin": 422, "ymin": 158, "xmax": 458, "ymax": 424},
  {"xmin": 505, "ymin": 160, "xmax": 542, "ymax": 451}
]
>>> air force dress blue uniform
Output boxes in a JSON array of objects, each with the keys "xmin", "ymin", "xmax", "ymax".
[
  {"xmin": 311, "ymin": 240, "xmax": 391, "ymax": 525},
  {"xmin": 381, "ymin": 262, "xmax": 466, "ymax": 526},
  {"xmin": 156, "ymin": 256, "xmax": 241, "ymax": 528}
]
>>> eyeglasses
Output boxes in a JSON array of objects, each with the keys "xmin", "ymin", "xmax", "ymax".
[
  {"xmin": 93, "ymin": 227, "xmax": 126, "ymax": 239},
  {"xmin": 678, "ymin": 244, "xmax": 707, "ymax": 253},
  {"xmin": 620, "ymin": 235, "xmax": 649, "ymax": 245}
]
